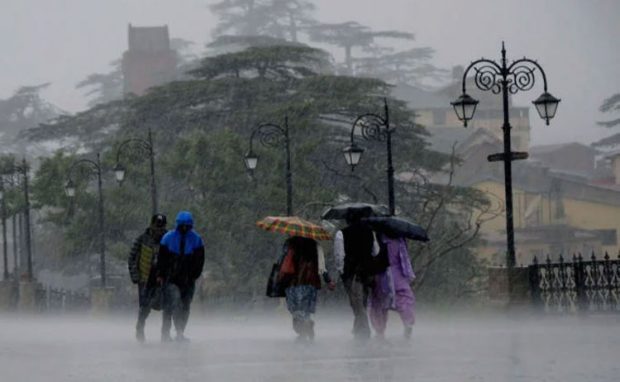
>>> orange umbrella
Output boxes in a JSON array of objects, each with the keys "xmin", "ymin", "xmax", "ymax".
[{"xmin": 256, "ymin": 216, "xmax": 332, "ymax": 241}]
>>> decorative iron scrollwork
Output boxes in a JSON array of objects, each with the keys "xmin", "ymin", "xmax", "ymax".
[
  {"xmin": 472, "ymin": 64, "xmax": 502, "ymax": 94},
  {"xmin": 508, "ymin": 65, "xmax": 537, "ymax": 94},
  {"xmin": 256, "ymin": 124, "xmax": 286, "ymax": 148},
  {"xmin": 356, "ymin": 114, "xmax": 389, "ymax": 142}
]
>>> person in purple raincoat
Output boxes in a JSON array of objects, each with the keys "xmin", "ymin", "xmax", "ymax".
[{"xmin": 368, "ymin": 233, "xmax": 415, "ymax": 340}]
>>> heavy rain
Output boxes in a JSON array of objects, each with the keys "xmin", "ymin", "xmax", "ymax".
[{"xmin": 0, "ymin": 1, "xmax": 619, "ymax": 381}]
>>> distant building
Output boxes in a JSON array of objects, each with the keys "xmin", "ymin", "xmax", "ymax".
[
  {"xmin": 393, "ymin": 66, "xmax": 531, "ymax": 152},
  {"xmin": 444, "ymin": 132, "xmax": 620, "ymax": 265},
  {"xmin": 529, "ymin": 142, "xmax": 598, "ymax": 179},
  {"xmin": 122, "ymin": 24, "xmax": 177, "ymax": 96}
]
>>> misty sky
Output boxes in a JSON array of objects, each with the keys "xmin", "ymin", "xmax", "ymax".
[{"xmin": 1, "ymin": 0, "xmax": 618, "ymax": 146}]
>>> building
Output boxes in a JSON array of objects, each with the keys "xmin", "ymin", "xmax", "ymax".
[
  {"xmin": 393, "ymin": 66, "xmax": 531, "ymax": 152},
  {"xmin": 122, "ymin": 24, "xmax": 177, "ymax": 96},
  {"xmin": 449, "ymin": 131, "xmax": 620, "ymax": 265},
  {"xmin": 529, "ymin": 142, "xmax": 599, "ymax": 179}
]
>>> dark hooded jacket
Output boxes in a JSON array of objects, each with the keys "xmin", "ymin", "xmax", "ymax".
[
  {"xmin": 156, "ymin": 211, "xmax": 205, "ymax": 288},
  {"xmin": 128, "ymin": 228, "xmax": 163, "ymax": 286}
]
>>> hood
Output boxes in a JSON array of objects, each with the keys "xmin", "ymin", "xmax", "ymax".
[{"xmin": 175, "ymin": 211, "xmax": 194, "ymax": 228}]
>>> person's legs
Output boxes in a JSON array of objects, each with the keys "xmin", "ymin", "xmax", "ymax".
[
  {"xmin": 286, "ymin": 285, "xmax": 317, "ymax": 341},
  {"xmin": 393, "ymin": 276, "xmax": 415, "ymax": 339},
  {"xmin": 343, "ymin": 276, "xmax": 371, "ymax": 340},
  {"xmin": 136, "ymin": 284, "xmax": 151, "ymax": 342},
  {"xmin": 162, "ymin": 284, "xmax": 180, "ymax": 342},
  {"xmin": 368, "ymin": 288, "xmax": 389, "ymax": 338},
  {"xmin": 174, "ymin": 283, "xmax": 195, "ymax": 340}
]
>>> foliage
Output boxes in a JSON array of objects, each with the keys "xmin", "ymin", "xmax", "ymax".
[
  {"xmin": 0, "ymin": 84, "xmax": 64, "ymax": 153},
  {"xmin": 209, "ymin": 0, "xmax": 316, "ymax": 42},
  {"xmin": 593, "ymin": 93, "xmax": 620, "ymax": 148},
  {"xmin": 27, "ymin": 41, "xmax": 482, "ymax": 302},
  {"xmin": 307, "ymin": 21, "xmax": 414, "ymax": 74},
  {"xmin": 353, "ymin": 47, "xmax": 448, "ymax": 87},
  {"xmin": 76, "ymin": 60, "xmax": 124, "ymax": 108}
]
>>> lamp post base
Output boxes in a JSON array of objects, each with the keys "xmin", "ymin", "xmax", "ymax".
[
  {"xmin": 0, "ymin": 280, "xmax": 15, "ymax": 311},
  {"xmin": 18, "ymin": 281, "xmax": 37, "ymax": 312},
  {"xmin": 91, "ymin": 286, "xmax": 114, "ymax": 315},
  {"xmin": 487, "ymin": 267, "xmax": 531, "ymax": 308}
]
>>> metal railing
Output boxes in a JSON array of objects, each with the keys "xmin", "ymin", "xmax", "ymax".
[{"xmin": 529, "ymin": 253, "xmax": 620, "ymax": 313}]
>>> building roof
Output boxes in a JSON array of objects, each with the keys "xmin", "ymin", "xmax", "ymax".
[
  {"xmin": 423, "ymin": 126, "xmax": 476, "ymax": 154},
  {"xmin": 530, "ymin": 142, "xmax": 599, "ymax": 156},
  {"xmin": 128, "ymin": 24, "xmax": 170, "ymax": 52}
]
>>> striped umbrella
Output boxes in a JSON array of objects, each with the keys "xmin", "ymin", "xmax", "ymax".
[{"xmin": 256, "ymin": 216, "xmax": 332, "ymax": 241}]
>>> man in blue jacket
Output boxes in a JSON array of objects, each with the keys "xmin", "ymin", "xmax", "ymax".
[{"xmin": 157, "ymin": 211, "xmax": 205, "ymax": 342}]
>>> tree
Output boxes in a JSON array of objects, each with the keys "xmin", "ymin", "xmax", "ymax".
[
  {"xmin": 209, "ymin": 0, "xmax": 316, "ymax": 42},
  {"xmin": 0, "ymin": 84, "xmax": 64, "ymax": 153},
  {"xmin": 307, "ymin": 21, "xmax": 414, "ymax": 74},
  {"xmin": 76, "ymin": 60, "xmax": 124, "ymax": 108},
  {"xmin": 353, "ymin": 47, "xmax": 448, "ymax": 87},
  {"xmin": 593, "ymin": 93, "xmax": 620, "ymax": 148},
  {"xmin": 28, "ymin": 43, "xmax": 485, "ymax": 302}
]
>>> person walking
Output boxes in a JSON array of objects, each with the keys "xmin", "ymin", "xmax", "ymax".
[
  {"xmin": 128, "ymin": 213, "xmax": 167, "ymax": 343},
  {"xmin": 333, "ymin": 212, "xmax": 384, "ymax": 341},
  {"xmin": 368, "ymin": 233, "xmax": 416, "ymax": 340},
  {"xmin": 157, "ymin": 211, "xmax": 205, "ymax": 342},
  {"xmin": 278, "ymin": 236, "xmax": 335, "ymax": 342}
]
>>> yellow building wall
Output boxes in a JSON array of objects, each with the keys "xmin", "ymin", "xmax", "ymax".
[{"xmin": 472, "ymin": 180, "xmax": 620, "ymax": 258}]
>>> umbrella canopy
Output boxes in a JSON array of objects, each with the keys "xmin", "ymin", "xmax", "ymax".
[
  {"xmin": 321, "ymin": 202, "xmax": 390, "ymax": 220},
  {"xmin": 256, "ymin": 216, "xmax": 332, "ymax": 241},
  {"xmin": 361, "ymin": 216, "xmax": 429, "ymax": 242}
]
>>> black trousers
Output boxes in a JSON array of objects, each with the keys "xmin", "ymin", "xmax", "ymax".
[
  {"xmin": 136, "ymin": 283, "xmax": 155, "ymax": 330},
  {"xmin": 342, "ymin": 275, "xmax": 371, "ymax": 339},
  {"xmin": 162, "ymin": 282, "xmax": 195, "ymax": 336}
]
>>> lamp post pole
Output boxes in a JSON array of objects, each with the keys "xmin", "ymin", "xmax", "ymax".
[
  {"xmin": 450, "ymin": 42, "xmax": 560, "ymax": 289},
  {"xmin": 0, "ymin": 179, "xmax": 7, "ymax": 280},
  {"xmin": 66, "ymin": 153, "xmax": 106, "ymax": 287},
  {"xmin": 244, "ymin": 117, "xmax": 293, "ymax": 216},
  {"xmin": 5, "ymin": 160, "xmax": 34, "ymax": 281},
  {"xmin": 342, "ymin": 98, "xmax": 396, "ymax": 216},
  {"xmin": 21, "ymin": 159, "xmax": 33, "ymax": 281},
  {"xmin": 114, "ymin": 128, "xmax": 158, "ymax": 215}
]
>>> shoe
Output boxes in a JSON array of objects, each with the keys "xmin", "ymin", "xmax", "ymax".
[
  {"xmin": 306, "ymin": 320, "xmax": 315, "ymax": 342},
  {"xmin": 175, "ymin": 333, "xmax": 190, "ymax": 343},
  {"xmin": 404, "ymin": 325, "xmax": 413, "ymax": 340},
  {"xmin": 161, "ymin": 333, "xmax": 173, "ymax": 343},
  {"xmin": 136, "ymin": 327, "xmax": 145, "ymax": 343}
]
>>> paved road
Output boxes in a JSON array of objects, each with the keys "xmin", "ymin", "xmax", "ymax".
[{"xmin": 0, "ymin": 311, "xmax": 618, "ymax": 381}]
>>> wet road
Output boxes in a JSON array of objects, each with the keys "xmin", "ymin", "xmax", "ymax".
[{"xmin": 0, "ymin": 311, "xmax": 618, "ymax": 381}]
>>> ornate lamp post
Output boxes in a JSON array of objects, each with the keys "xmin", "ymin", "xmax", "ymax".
[
  {"xmin": 244, "ymin": 116, "xmax": 293, "ymax": 216},
  {"xmin": 342, "ymin": 98, "xmax": 397, "ymax": 216},
  {"xmin": 1, "ymin": 160, "xmax": 33, "ymax": 281},
  {"xmin": 0, "ymin": 180, "xmax": 7, "ymax": 281},
  {"xmin": 1, "ymin": 173, "xmax": 21, "ymax": 278},
  {"xmin": 65, "ymin": 153, "xmax": 107, "ymax": 287},
  {"xmin": 451, "ymin": 42, "xmax": 560, "ymax": 271},
  {"xmin": 113, "ymin": 128, "xmax": 158, "ymax": 215}
]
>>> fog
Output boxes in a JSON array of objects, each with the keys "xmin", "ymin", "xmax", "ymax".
[
  {"xmin": 1, "ymin": 1, "xmax": 619, "ymax": 381},
  {"xmin": 1, "ymin": 310, "xmax": 618, "ymax": 381},
  {"xmin": 1, "ymin": 0, "xmax": 619, "ymax": 144}
]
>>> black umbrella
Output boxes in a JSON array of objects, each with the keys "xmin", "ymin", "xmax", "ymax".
[
  {"xmin": 321, "ymin": 202, "xmax": 390, "ymax": 220},
  {"xmin": 361, "ymin": 216, "xmax": 429, "ymax": 242}
]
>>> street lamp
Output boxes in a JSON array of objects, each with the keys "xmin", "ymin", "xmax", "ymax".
[
  {"xmin": 1, "ymin": 160, "xmax": 33, "ymax": 281},
  {"xmin": 344, "ymin": 98, "xmax": 397, "ymax": 216},
  {"xmin": 114, "ymin": 128, "xmax": 158, "ymax": 215},
  {"xmin": 1, "ymin": 173, "xmax": 22, "ymax": 279},
  {"xmin": 451, "ymin": 42, "xmax": 560, "ymax": 272},
  {"xmin": 65, "ymin": 153, "xmax": 107, "ymax": 287},
  {"xmin": 244, "ymin": 116, "xmax": 293, "ymax": 216},
  {"xmin": 0, "ymin": 179, "xmax": 7, "ymax": 281}
]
